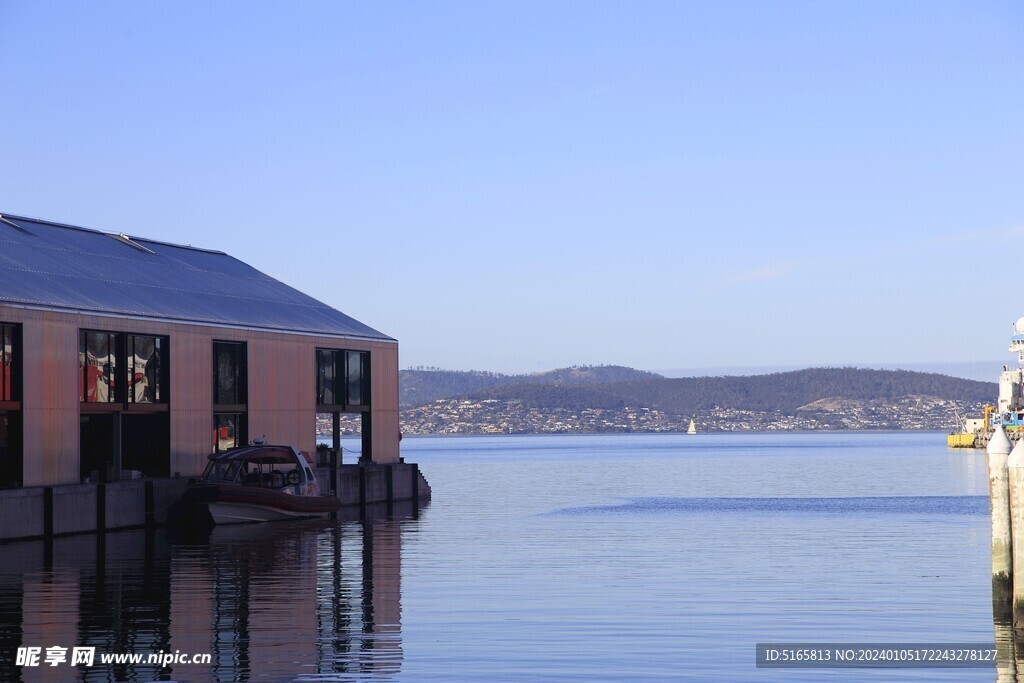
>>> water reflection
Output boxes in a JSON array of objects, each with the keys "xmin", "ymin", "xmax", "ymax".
[
  {"xmin": 987, "ymin": 587, "xmax": 1024, "ymax": 683},
  {"xmin": 0, "ymin": 502, "xmax": 422, "ymax": 682},
  {"xmin": 993, "ymin": 600, "xmax": 1016, "ymax": 682}
]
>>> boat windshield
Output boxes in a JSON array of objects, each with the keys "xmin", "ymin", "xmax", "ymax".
[{"xmin": 202, "ymin": 460, "xmax": 243, "ymax": 483}]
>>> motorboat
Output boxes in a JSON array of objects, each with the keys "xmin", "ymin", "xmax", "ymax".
[{"xmin": 174, "ymin": 444, "xmax": 341, "ymax": 525}]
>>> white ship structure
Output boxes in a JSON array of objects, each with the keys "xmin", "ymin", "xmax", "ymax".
[{"xmin": 949, "ymin": 317, "xmax": 1024, "ymax": 448}]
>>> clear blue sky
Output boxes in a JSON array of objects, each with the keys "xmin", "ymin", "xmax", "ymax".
[{"xmin": 1, "ymin": 1, "xmax": 1021, "ymax": 374}]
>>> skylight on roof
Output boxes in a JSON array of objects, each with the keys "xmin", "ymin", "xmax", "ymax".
[
  {"xmin": 109, "ymin": 233, "xmax": 156, "ymax": 254},
  {"xmin": 0, "ymin": 215, "xmax": 34, "ymax": 235}
]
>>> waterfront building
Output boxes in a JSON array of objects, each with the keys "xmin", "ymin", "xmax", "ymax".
[{"xmin": 0, "ymin": 212, "xmax": 400, "ymax": 488}]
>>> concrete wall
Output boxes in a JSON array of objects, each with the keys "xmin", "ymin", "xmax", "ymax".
[
  {"xmin": 0, "ymin": 478, "xmax": 190, "ymax": 542},
  {"xmin": 105, "ymin": 481, "xmax": 147, "ymax": 529},
  {"xmin": 318, "ymin": 463, "xmax": 431, "ymax": 507},
  {"xmin": 53, "ymin": 484, "xmax": 98, "ymax": 535},
  {"xmin": 0, "ymin": 467, "xmax": 429, "ymax": 542},
  {"xmin": 0, "ymin": 487, "xmax": 44, "ymax": 539}
]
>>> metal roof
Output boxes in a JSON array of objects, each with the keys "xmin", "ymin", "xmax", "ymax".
[{"xmin": 0, "ymin": 213, "xmax": 394, "ymax": 342}]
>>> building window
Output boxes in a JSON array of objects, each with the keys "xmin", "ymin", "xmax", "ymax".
[
  {"xmin": 0, "ymin": 324, "xmax": 22, "ymax": 488},
  {"xmin": 128, "ymin": 335, "xmax": 167, "ymax": 404},
  {"xmin": 80, "ymin": 331, "xmax": 169, "ymax": 405},
  {"xmin": 316, "ymin": 348, "xmax": 369, "ymax": 409},
  {"xmin": 78, "ymin": 329, "xmax": 170, "ymax": 481},
  {"xmin": 214, "ymin": 341, "xmax": 247, "ymax": 406},
  {"xmin": 213, "ymin": 413, "xmax": 246, "ymax": 453},
  {"xmin": 80, "ymin": 331, "xmax": 121, "ymax": 403},
  {"xmin": 347, "ymin": 350, "xmax": 369, "ymax": 408},
  {"xmin": 0, "ymin": 412, "xmax": 21, "ymax": 488},
  {"xmin": 213, "ymin": 341, "xmax": 247, "ymax": 452},
  {"xmin": 0, "ymin": 324, "xmax": 19, "ymax": 403},
  {"xmin": 316, "ymin": 349, "xmax": 336, "ymax": 406}
]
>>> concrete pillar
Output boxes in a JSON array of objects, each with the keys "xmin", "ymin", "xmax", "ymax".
[
  {"xmin": 1010, "ymin": 438, "xmax": 1024, "ymax": 613},
  {"xmin": 990, "ymin": 426, "xmax": 1014, "ymax": 602}
]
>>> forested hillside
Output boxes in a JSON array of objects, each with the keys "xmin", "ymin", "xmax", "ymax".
[
  {"xmin": 398, "ymin": 366, "xmax": 994, "ymax": 434},
  {"xmin": 400, "ymin": 365, "xmax": 661, "ymax": 406},
  {"xmin": 405, "ymin": 366, "xmax": 993, "ymax": 413}
]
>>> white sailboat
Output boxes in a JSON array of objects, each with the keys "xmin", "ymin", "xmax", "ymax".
[{"xmin": 687, "ymin": 418, "xmax": 697, "ymax": 435}]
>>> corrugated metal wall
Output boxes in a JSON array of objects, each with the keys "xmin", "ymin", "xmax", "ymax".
[{"xmin": 1, "ymin": 305, "xmax": 400, "ymax": 486}]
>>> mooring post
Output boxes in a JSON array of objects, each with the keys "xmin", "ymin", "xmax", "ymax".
[
  {"xmin": 359, "ymin": 464, "xmax": 367, "ymax": 508},
  {"xmin": 990, "ymin": 426, "xmax": 1014, "ymax": 603},
  {"xmin": 1009, "ymin": 438, "xmax": 1024, "ymax": 615},
  {"xmin": 144, "ymin": 480, "xmax": 156, "ymax": 530},
  {"xmin": 411, "ymin": 463, "xmax": 419, "ymax": 506},
  {"xmin": 42, "ymin": 486, "xmax": 54, "ymax": 567},
  {"xmin": 42, "ymin": 486, "xmax": 54, "ymax": 539},
  {"xmin": 96, "ymin": 483, "xmax": 107, "ymax": 535}
]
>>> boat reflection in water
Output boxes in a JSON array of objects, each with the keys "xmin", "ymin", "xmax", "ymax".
[{"xmin": 0, "ymin": 501, "xmax": 422, "ymax": 682}]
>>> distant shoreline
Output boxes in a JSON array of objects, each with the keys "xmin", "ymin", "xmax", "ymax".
[{"xmin": 319, "ymin": 429, "xmax": 952, "ymax": 440}]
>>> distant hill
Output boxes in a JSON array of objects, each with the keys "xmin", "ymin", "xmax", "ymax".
[
  {"xmin": 461, "ymin": 367, "xmax": 994, "ymax": 415},
  {"xmin": 399, "ymin": 365, "xmax": 661, "ymax": 406},
  {"xmin": 400, "ymin": 368, "xmax": 511, "ymax": 407},
  {"xmin": 398, "ymin": 365, "xmax": 995, "ymax": 434}
]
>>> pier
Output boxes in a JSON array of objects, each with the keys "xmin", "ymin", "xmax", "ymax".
[{"xmin": 0, "ymin": 463, "xmax": 430, "ymax": 543}]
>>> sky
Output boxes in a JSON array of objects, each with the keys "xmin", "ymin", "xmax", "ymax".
[{"xmin": 1, "ymin": 1, "xmax": 1022, "ymax": 375}]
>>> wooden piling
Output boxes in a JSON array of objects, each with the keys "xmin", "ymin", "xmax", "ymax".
[{"xmin": 990, "ymin": 426, "xmax": 1014, "ymax": 602}]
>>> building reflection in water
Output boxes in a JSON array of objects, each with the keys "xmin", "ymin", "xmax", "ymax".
[{"xmin": 0, "ymin": 501, "xmax": 421, "ymax": 682}]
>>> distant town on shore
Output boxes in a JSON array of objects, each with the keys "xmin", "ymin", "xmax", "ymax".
[{"xmin": 317, "ymin": 365, "xmax": 993, "ymax": 437}]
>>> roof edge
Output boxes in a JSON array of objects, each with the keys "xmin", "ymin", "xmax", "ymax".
[
  {"xmin": 0, "ymin": 212, "xmax": 227, "ymax": 255},
  {"xmin": 0, "ymin": 301, "xmax": 398, "ymax": 344}
]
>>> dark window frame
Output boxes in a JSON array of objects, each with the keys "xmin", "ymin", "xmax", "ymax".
[
  {"xmin": 346, "ymin": 350, "xmax": 370, "ymax": 409},
  {"xmin": 316, "ymin": 348, "xmax": 336, "ymax": 406},
  {"xmin": 212, "ymin": 412, "xmax": 247, "ymax": 453},
  {"xmin": 0, "ymin": 323, "xmax": 22, "ymax": 407},
  {"xmin": 0, "ymin": 323, "xmax": 23, "ymax": 488},
  {"xmin": 213, "ymin": 341, "xmax": 248, "ymax": 408},
  {"xmin": 315, "ymin": 348, "xmax": 370, "ymax": 412},
  {"xmin": 80, "ymin": 330, "xmax": 123, "ymax": 405},
  {"xmin": 127, "ymin": 334, "xmax": 169, "ymax": 406},
  {"xmin": 213, "ymin": 341, "xmax": 248, "ymax": 452},
  {"xmin": 79, "ymin": 329, "xmax": 169, "ymax": 411}
]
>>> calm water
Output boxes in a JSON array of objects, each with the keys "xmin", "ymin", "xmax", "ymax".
[{"xmin": 0, "ymin": 432, "xmax": 1007, "ymax": 681}]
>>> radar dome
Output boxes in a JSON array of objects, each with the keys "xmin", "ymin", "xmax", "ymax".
[{"xmin": 1016, "ymin": 317, "xmax": 1024, "ymax": 334}]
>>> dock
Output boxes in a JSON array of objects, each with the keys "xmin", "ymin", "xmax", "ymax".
[{"xmin": 0, "ymin": 463, "xmax": 431, "ymax": 543}]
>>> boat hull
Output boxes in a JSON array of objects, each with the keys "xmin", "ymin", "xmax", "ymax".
[
  {"xmin": 176, "ymin": 483, "xmax": 341, "ymax": 525},
  {"xmin": 947, "ymin": 432, "xmax": 978, "ymax": 448},
  {"xmin": 205, "ymin": 501, "xmax": 330, "ymax": 524}
]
